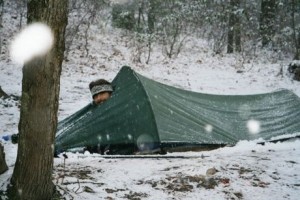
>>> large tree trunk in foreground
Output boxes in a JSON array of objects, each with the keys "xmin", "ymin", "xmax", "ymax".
[
  {"xmin": 0, "ymin": 143, "xmax": 8, "ymax": 175},
  {"xmin": 7, "ymin": 0, "xmax": 68, "ymax": 199}
]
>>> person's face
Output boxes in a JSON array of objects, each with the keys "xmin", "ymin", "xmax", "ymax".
[{"xmin": 93, "ymin": 92, "xmax": 111, "ymax": 105}]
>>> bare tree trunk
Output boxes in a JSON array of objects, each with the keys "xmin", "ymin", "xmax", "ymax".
[
  {"xmin": 0, "ymin": 143, "xmax": 8, "ymax": 175},
  {"xmin": 0, "ymin": 0, "xmax": 3, "ymax": 54},
  {"xmin": 292, "ymin": 0, "xmax": 300, "ymax": 60},
  {"xmin": 7, "ymin": 0, "xmax": 68, "ymax": 199},
  {"xmin": 227, "ymin": 1, "xmax": 234, "ymax": 54},
  {"xmin": 0, "ymin": 86, "xmax": 8, "ymax": 98},
  {"xmin": 137, "ymin": 0, "xmax": 144, "ymax": 32},
  {"xmin": 148, "ymin": 0, "xmax": 157, "ymax": 34},
  {"xmin": 146, "ymin": 0, "xmax": 160, "ymax": 63},
  {"xmin": 0, "ymin": 0, "xmax": 3, "ymax": 26},
  {"xmin": 235, "ymin": 8, "xmax": 241, "ymax": 53},
  {"xmin": 296, "ymin": 30, "xmax": 300, "ymax": 60},
  {"xmin": 260, "ymin": 0, "xmax": 276, "ymax": 47},
  {"xmin": 227, "ymin": 0, "xmax": 241, "ymax": 53}
]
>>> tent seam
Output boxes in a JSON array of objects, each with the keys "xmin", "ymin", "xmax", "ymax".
[{"xmin": 132, "ymin": 70, "xmax": 162, "ymax": 147}]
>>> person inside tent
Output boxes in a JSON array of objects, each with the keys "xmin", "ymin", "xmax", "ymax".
[
  {"xmin": 89, "ymin": 79, "xmax": 113, "ymax": 105},
  {"xmin": 86, "ymin": 79, "xmax": 137, "ymax": 155},
  {"xmin": 84, "ymin": 78, "xmax": 114, "ymax": 154}
]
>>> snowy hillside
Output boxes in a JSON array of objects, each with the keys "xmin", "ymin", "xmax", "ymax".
[{"xmin": 1, "ymin": 1, "xmax": 300, "ymax": 199}]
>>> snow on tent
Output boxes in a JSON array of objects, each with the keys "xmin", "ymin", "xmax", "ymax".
[{"xmin": 55, "ymin": 66, "xmax": 300, "ymax": 155}]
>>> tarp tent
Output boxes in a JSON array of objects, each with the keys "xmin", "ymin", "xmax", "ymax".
[{"xmin": 55, "ymin": 66, "xmax": 300, "ymax": 154}]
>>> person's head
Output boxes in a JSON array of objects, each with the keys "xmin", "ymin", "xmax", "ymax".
[{"xmin": 89, "ymin": 79, "xmax": 113, "ymax": 105}]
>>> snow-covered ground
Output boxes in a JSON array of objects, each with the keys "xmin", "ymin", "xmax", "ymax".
[{"xmin": 1, "ymin": 1, "xmax": 300, "ymax": 199}]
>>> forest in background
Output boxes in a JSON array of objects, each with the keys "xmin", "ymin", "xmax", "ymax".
[{"xmin": 0, "ymin": 0, "xmax": 299, "ymax": 66}]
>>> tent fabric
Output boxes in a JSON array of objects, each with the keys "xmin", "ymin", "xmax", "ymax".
[{"xmin": 55, "ymin": 66, "xmax": 300, "ymax": 154}]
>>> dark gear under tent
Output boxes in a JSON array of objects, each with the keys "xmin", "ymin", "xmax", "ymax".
[{"xmin": 55, "ymin": 66, "xmax": 300, "ymax": 154}]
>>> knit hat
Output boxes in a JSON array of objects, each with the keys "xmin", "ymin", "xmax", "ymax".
[
  {"xmin": 89, "ymin": 79, "xmax": 113, "ymax": 97},
  {"xmin": 90, "ymin": 84, "xmax": 113, "ymax": 97}
]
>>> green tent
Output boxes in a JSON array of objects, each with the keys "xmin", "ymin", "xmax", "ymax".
[{"xmin": 55, "ymin": 66, "xmax": 300, "ymax": 154}]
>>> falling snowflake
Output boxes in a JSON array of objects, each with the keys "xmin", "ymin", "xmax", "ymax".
[
  {"xmin": 128, "ymin": 134, "xmax": 133, "ymax": 140},
  {"xmin": 247, "ymin": 119, "xmax": 260, "ymax": 134},
  {"xmin": 10, "ymin": 23, "xmax": 54, "ymax": 65},
  {"xmin": 18, "ymin": 189, "xmax": 23, "ymax": 196},
  {"xmin": 205, "ymin": 124, "xmax": 213, "ymax": 133},
  {"xmin": 98, "ymin": 135, "xmax": 102, "ymax": 141}
]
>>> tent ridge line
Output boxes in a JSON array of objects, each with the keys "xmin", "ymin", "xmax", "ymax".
[{"xmin": 130, "ymin": 68, "xmax": 162, "ymax": 145}]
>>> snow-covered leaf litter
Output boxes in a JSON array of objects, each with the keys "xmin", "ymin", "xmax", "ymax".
[{"xmin": 51, "ymin": 140, "xmax": 300, "ymax": 199}]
